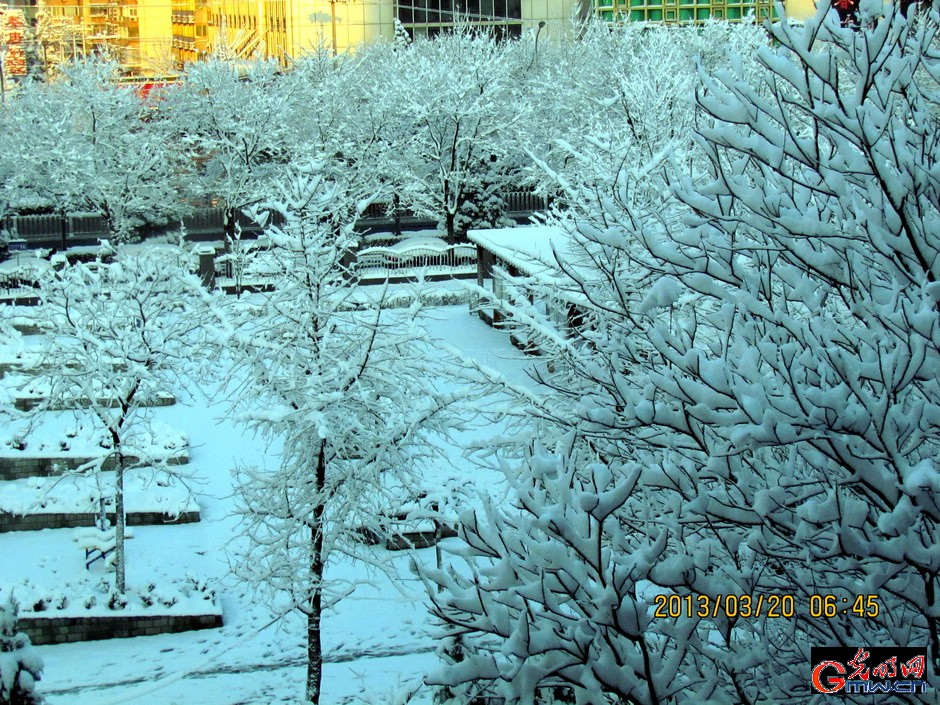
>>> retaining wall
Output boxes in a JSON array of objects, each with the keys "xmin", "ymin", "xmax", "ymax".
[
  {"xmin": 0, "ymin": 452, "xmax": 189, "ymax": 481},
  {"xmin": 357, "ymin": 523, "xmax": 458, "ymax": 551},
  {"xmin": 0, "ymin": 294, "xmax": 39, "ymax": 306},
  {"xmin": 18, "ymin": 612, "xmax": 222, "ymax": 645},
  {"xmin": 0, "ymin": 510, "xmax": 201, "ymax": 533},
  {"xmin": 13, "ymin": 392, "xmax": 177, "ymax": 411}
]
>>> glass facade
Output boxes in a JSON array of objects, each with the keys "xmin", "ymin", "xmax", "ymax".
[{"xmin": 396, "ymin": 0, "xmax": 522, "ymax": 38}]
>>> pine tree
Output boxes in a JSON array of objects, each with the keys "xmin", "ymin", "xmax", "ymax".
[{"xmin": 394, "ymin": 18, "xmax": 412, "ymax": 49}]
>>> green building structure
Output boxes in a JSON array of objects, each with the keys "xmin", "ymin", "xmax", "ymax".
[{"xmin": 596, "ymin": 0, "xmax": 783, "ymax": 23}]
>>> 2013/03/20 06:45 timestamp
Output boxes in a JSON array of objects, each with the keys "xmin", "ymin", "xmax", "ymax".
[{"xmin": 652, "ymin": 593, "xmax": 881, "ymax": 619}]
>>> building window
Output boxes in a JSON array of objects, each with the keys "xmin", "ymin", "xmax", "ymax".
[{"xmin": 397, "ymin": 0, "xmax": 522, "ymax": 31}]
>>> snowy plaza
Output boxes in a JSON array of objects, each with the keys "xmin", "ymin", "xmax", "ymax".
[{"xmin": 1, "ymin": 4, "xmax": 939, "ymax": 705}]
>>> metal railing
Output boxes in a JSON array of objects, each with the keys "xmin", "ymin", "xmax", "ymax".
[
  {"xmin": 2, "ymin": 189, "xmax": 550, "ymax": 250},
  {"xmin": 357, "ymin": 243, "xmax": 477, "ymax": 271}
]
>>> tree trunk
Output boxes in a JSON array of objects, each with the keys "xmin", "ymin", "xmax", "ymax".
[
  {"xmin": 444, "ymin": 210, "xmax": 456, "ymax": 242},
  {"xmin": 59, "ymin": 209, "xmax": 68, "ymax": 250},
  {"xmin": 392, "ymin": 193, "xmax": 402, "ymax": 236},
  {"xmin": 306, "ymin": 440, "xmax": 327, "ymax": 705},
  {"xmin": 114, "ymin": 437, "xmax": 126, "ymax": 594},
  {"xmin": 224, "ymin": 207, "xmax": 237, "ymax": 242},
  {"xmin": 442, "ymin": 178, "xmax": 456, "ymax": 242},
  {"xmin": 432, "ymin": 500, "xmax": 443, "ymax": 590},
  {"xmin": 112, "ymin": 385, "xmax": 138, "ymax": 595}
]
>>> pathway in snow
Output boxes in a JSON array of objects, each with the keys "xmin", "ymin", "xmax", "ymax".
[{"xmin": 42, "ymin": 642, "xmax": 438, "ymax": 696}]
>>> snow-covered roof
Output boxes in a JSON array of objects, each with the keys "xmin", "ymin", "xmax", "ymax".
[{"xmin": 468, "ymin": 225, "xmax": 574, "ymax": 278}]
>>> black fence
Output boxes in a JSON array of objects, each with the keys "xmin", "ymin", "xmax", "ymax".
[
  {"xmin": 2, "ymin": 189, "xmax": 552, "ymax": 252},
  {"xmin": 2, "ymin": 208, "xmax": 275, "ymax": 249}
]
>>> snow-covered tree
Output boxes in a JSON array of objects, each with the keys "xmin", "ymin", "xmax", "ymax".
[
  {"xmin": 220, "ymin": 164, "xmax": 462, "ymax": 705},
  {"xmin": 524, "ymin": 20, "xmax": 766, "ymax": 214},
  {"xmin": 0, "ymin": 596, "xmax": 43, "ymax": 705},
  {"xmin": 393, "ymin": 18, "xmax": 412, "ymax": 49},
  {"xmin": 386, "ymin": 27, "xmax": 527, "ymax": 239},
  {"xmin": 0, "ymin": 76, "xmax": 78, "ymax": 232},
  {"xmin": 33, "ymin": 8, "xmax": 79, "ymax": 75},
  {"xmin": 166, "ymin": 59, "xmax": 299, "ymax": 240},
  {"xmin": 6, "ymin": 60, "xmax": 192, "ymax": 241},
  {"xmin": 35, "ymin": 246, "xmax": 210, "ymax": 593},
  {"xmin": 423, "ymin": 5, "xmax": 940, "ymax": 703},
  {"xmin": 283, "ymin": 49, "xmax": 399, "ymax": 213}
]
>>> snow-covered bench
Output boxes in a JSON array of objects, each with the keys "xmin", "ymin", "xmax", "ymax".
[
  {"xmin": 355, "ymin": 495, "xmax": 458, "ymax": 550},
  {"xmin": 73, "ymin": 526, "xmax": 134, "ymax": 570}
]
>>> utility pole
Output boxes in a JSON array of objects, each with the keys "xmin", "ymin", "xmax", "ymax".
[
  {"xmin": 0, "ymin": 4, "xmax": 8, "ymax": 103},
  {"xmin": 330, "ymin": 0, "xmax": 337, "ymax": 55}
]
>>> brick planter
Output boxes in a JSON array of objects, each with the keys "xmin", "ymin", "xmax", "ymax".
[
  {"xmin": 385, "ymin": 526, "xmax": 458, "ymax": 551},
  {"xmin": 0, "ymin": 452, "xmax": 189, "ymax": 481},
  {"xmin": 13, "ymin": 392, "xmax": 177, "ymax": 411},
  {"xmin": 18, "ymin": 612, "xmax": 223, "ymax": 645},
  {"xmin": 0, "ymin": 509, "xmax": 200, "ymax": 533},
  {"xmin": 0, "ymin": 360, "xmax": 33, "ymax": 377}
]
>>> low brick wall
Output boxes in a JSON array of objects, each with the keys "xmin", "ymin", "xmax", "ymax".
[
  {"xmin": 0, "ymin": 452, "xmax": 189, "ymax": 481},
  {"xmin": 0, "ymin": 510, "xmax": 200, "ymax": 533},
  {"xmin": 18, "ymin": 612, "xmax": 222, "ymax": 645},
  {"xmin": 0, "ymin": 360, "xmax": 29, "ymax": 377},
  {"xmin": 386, "ymin": 525, "xmax": 459, "ymax": 551},
  {"xmin": 13, "ymin": 392, "xmax": 177, "ymax": 411}
]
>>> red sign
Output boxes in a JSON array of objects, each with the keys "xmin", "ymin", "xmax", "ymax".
[{"xmin": 1, "ymin": 8, "xmax": 28, "ymax": 76}]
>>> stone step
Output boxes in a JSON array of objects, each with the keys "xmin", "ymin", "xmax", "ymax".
[
  {"xmin": 0, "ymin": 452, "xmax": 189, "ymax": 481},
  {"xmin": 13, "ymin": 391, "xmax": 176, "ymax": 412}
]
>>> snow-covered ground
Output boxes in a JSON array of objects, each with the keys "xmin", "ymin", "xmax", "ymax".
[
  {"xmin": 1, "ymin": 302, "xmax": 534, "ymax": 705},
  {"xmin": 0, "ymin": 416, "xmax": 187, "ymax": 460}
]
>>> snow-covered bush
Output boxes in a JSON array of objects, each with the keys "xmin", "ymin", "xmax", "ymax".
[
  {"xmin": 0, "ymin": 597, "xmax": 43, "ymax": 705},
  {"xmin": 452, "ymin": 157, "xmax": 516, "ymax": 237},
  {"xmin": 423, "ymin": 5, "xmax": 940, "ymax": 704}
]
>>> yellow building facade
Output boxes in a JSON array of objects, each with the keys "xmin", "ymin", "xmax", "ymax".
[
  {"xmin": 40, "ymin": 0, "xmax": 819, "ymax": 75},
  {"xmin": 172, "ymin": 0, "xmax": 568, "ymax": 64},
  {"xmin": 43, "ymin": 0, "xmax": 173, "ymax": 74}
]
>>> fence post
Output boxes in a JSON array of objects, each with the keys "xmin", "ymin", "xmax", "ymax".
[
  {"xmin": 60, "ymin": 212, "xmax": 69, "ymax": 250},
  {"xmin": 194, "ymin": 244, "xmax": 216, "ymax": 289}
]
